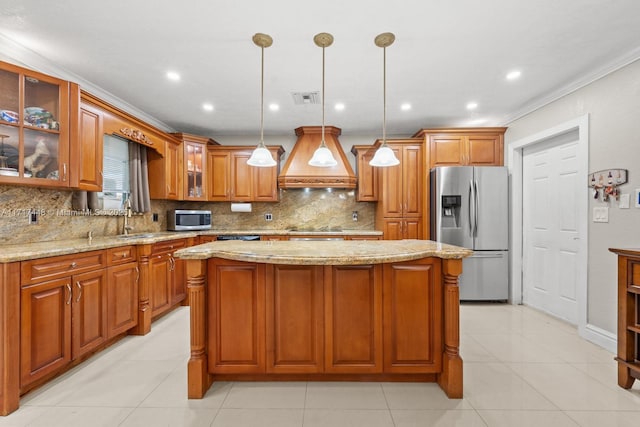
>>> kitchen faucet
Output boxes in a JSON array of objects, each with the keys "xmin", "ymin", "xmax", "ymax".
[{"xmin": 123, "ymin": 198, "xmax": 134, "ymax": 235}]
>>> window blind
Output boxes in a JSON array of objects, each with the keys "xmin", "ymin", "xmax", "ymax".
[{"xmin": 102, "ymin": 134, "xmax": 130, "ymax": 193}]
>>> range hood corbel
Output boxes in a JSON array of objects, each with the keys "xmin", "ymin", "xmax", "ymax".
[{"xmin": 277, "ymin": 126, "xmax": 357, "ymax": 189}]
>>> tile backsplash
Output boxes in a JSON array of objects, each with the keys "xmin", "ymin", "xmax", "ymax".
[{"xmin": 0, "ymin": 185, "xmax": 376, "ymax": 244}]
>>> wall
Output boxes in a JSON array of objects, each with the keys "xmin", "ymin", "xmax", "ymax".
[
  {"xmin": 0, "ymin": 184, "xmax": 376, "ymax": 245},
  {"xmin": 505, "ymin": 58, "xmax": 640, "ymax": 334}
]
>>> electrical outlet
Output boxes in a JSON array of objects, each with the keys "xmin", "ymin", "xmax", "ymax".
[
  {"xmin": 352, "ymin": 211, "xmax": 358, "ymax": 221},
  {"xmin": 265, "ymin": 213, "xmax": 273, "ymax": 221},
  {"xmin": 152, "ymin": 213, "xmax": 159, "ymax": 222},
  {"xmin": 29, "ymin": 210, "xmax": 38, "ymax": 224}
]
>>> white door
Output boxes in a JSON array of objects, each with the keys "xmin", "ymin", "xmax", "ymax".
[{"xmin": 522, "ymin": 131, "xmax": 581, "ymax": 324}]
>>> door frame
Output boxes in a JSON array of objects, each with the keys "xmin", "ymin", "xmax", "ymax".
[{"xmin": 507, "ymin": 114, "xmax": 589, "ymax": 334}]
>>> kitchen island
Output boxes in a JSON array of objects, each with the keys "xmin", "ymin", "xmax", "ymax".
[{"xmin": 174, "ymin": 239, "xmax": 472, "ymax": 399}]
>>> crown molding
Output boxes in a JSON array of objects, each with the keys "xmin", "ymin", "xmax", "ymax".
[
  {"xmin": 500, "ymin": 46, "xmax": 640, "ymax": 126},
  {"xmin": 0, "ymin": 33, "xmax": 175, "ymax": 133}
]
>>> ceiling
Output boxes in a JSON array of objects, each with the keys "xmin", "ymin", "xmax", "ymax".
[{"xmin": 1, "ymin": 0, "xmax": 639, "ymax": 139}]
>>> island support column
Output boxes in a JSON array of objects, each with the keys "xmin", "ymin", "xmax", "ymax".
[
  {"xmin": 438, "ymin": 258, "xmax": 463, "ymax": 398},
  {"xmin": 186, "ymin": 259, "xmax": 213, "ymax": 398}
]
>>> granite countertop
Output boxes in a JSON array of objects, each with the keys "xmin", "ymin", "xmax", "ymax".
[
  {"xmin": 199, "ymin": 229, "xmax": 383, "ymax": 237},
  {"xmin": 173, "ymin": 239, "xmax": 473, "ymax": 265},
  {"xmin": 0, "ymin": 229, "xmax": 383, "ymax": 263}
]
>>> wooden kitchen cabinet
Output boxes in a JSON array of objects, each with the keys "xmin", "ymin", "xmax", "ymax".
[
  {"xmin": 412, "ymin": 128, "xmax": 506, "ymax": 168},
  {"xmin": 208, "ymin": 259, "xmax": 266, "ymax": 373},
  {"xmin": 20, "ymin": 250, "xmax": 109, "ymax": 388},
  {"xmin": 375, "ymin": 139, "xmax": 424, "ymax": 239},
  {"xmin": 324, "ymin": 264, "xmax": 383, "ymax": 373},
  {"xmin": 172, "ymin": 133, "xmax": 218, "ymax": 201},
  {"xmin": 208, "ymin": 145, "xmax": 284, "ymax": 202},
  {"xmin": 148, "ymin": 139, "xmax": 182, "ymax": 200},
  {"xmin": 0, "ymin": 61, "xmax": 76, "ymax": 187},
  {"xmin": 70, "ymin": 101, "xmax": 103, "ymax": 191},
  {"xmin": 383, "ymin": 258, "xmax": 442, "ymax": 373},
  {"xmin": 350, "ymin": 145, "xmax": 378, "ymax": 201},
  {"xmin": 265, "ymin": 264, "xmax": 324, "ymax": 373},
  {"xmin": 134, "ymin": 238, "xmax": 190, "ymax": 335},
  {"xmin": 106, "ymin": 245, "xmax": 139, "ymax": 338}
]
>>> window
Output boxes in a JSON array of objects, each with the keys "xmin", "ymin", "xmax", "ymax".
[{"xmin": 100, "ymin": 134, "xmax": 130, "ymax": 209}]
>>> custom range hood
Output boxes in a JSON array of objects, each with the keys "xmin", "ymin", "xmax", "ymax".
[{"xmin": 278, "ymin": 126, "xmax": 356, "ymax": 188}]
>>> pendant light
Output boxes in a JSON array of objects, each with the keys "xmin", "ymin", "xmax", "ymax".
[
  {"xmin": 247, "ymin": 33, "xmax": 277, "ymax": 167},
  {"xmin": 369, "ymin": 32, "xmax": 400, "ymax": 167},
  {"xmin": 308, "ymin": 32, "xmax": 338, "ymax": 167}
]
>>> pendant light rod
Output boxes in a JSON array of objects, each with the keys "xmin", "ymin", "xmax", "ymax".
[
  {"xmin": 248, "ymin": 33, "xmax": 277, "ymax": 167},
  {"xmin": 370, "ymin": 32, "xmax": 400, "ymax": 167},
  {"xmin": 309, "ymin": 33, "xmax": 338, "ymax": 167}
]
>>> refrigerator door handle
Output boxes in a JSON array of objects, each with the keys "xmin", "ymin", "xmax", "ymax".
[
  {"xmin": 468, "ymin": 180, "xmax": 474, "ymax": 237},
  {"xmin": 474, "ymin": 180, "xmax": 479, "ymax": 237}
]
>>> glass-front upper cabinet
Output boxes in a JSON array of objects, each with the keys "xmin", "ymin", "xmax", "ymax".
[
  {"xmin": 172, "ymin": 132, "xmax": 217, "ymax": 201},
  {"xmin": 0, "ymin": 61, "xmax": 74, "ymax": 187},
  {"xmin": 184, "ymin": 140, "xmax": 205, "ymax": 200}
]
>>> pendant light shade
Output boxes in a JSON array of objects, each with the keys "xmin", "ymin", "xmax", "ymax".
[
  {"xmin": 369, "ymin": 32, "xmax": 400, "ymax": 167},
  {"xmin": 247, "ymin": 33, "xmax": 277, "ymax": 167},
  {"xmin": 308, "ymin": 32, "xmax": 338, "ymax": 168}
]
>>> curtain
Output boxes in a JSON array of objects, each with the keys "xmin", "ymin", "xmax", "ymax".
[
  {"xmin": 71, "ymin": 190, "xmax": 99, "ymax": 211},
  {"xmin": 129, "ymin": 142, "xmax": 151, "ymax": 213}
]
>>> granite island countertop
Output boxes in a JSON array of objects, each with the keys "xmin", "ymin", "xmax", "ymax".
[{"xmin": 173, "ymin": 239, "xmax": 472, "ymax": 265}]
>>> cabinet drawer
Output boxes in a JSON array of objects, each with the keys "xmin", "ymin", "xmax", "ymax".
[
  {"xmin": 151, "ymin": 239, "xmax": 187, "ymax": 254},
  {"xmin": 108, "ymin": 245, "xmax": 137, "ymax": 266},
  {"xmin": 22, "ymin": 251, "xmax": 106, "ymax": 285}
]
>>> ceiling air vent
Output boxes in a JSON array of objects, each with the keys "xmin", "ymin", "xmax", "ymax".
[{"xmin": 291, "ymin": 91, "xmax": 320, "ymax": 105}]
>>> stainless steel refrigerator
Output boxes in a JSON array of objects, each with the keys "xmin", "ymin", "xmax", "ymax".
[{"xmin": 431, "ymin": 166, "xmax": 509, "ymax": 301}]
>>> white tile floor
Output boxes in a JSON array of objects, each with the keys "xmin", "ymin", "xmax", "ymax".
[{"xmin": 3, "ymin": 304, "xmax": 640, "ymax": 426}]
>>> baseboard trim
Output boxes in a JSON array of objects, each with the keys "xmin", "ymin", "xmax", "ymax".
[{"xmin": 581, "ymin": 323, "xmax": 616, "ymax": 354}]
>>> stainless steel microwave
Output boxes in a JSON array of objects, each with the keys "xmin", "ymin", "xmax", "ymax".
[{"xmin": 167, "ymin": 209, "xmax": 212, "ymax": 231}]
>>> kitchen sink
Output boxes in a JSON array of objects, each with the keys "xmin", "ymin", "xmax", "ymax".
[{"xmin": 116, "ymin": 233, "xmax": 158, "ymax": 239}]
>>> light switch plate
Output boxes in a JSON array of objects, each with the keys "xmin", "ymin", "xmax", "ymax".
[
  {"xmin": 593, "ymin": 206, "xmax": 609, "ymax": 223},
  {"xmin": 619, "ymin": 193, "xmax": 630, "ymax": 209}
]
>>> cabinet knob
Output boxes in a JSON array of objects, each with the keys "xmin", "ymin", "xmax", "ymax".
[
  {"xmin": 122, "ymin": 253, "xmax": 126, "ymax": 258},
  {"xmin": 70, "ymin": 262, "xmax": 77, "ymax": 268}
]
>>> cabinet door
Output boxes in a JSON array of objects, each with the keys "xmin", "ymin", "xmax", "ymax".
[
  {"xmin": 402, "ymin": 145, "xmax": 423, "ymax": 217},
  {"xmin": 72, "ymin": 103, "xmax": 103, "ymax": 191},
  {"xmin": 266, "ymin": 265, "xmax": 323, "ymax": 373},
  {"xmin": 383, "ymin": 219, "xmax": 404, "ymax": 240},
  {"xmin": 71, "ymin": 269, "xmax": 108, "ymax": 359},
  {"xmin": 149, "ymin": 254, "xmax": 171, "ymax": 316},
  {"xmin": 183, "ymin": 141, "xmax": 206, "ymax": 200},
  {"xmin": 324, "ymin": 265, "xmax": 383, "ymax": 373},
  {"xmin": 352, "ymin": 146, "xmax": 378, "ymax": 201},
  {"xmin": 252, "ymin": 161, "xmax": 279, "ymax": 201},
  {"xmin": 209, "ymin": 260, "xmax": 265, "ymax": 373},
  {"xmin": 171, "ymin": 253, "xmax": 186, "ymax": 305},
  {"xmin": 383, "ymin": 258, "xmax": 442, "ymax": 373},
  {"xmin": 165, "ymin": 141, "xmax": 181, "ymax": 199},
  {"xmin": 208, "ymin": 150, "xmax": 231, "ymax": 201},
  {"xmin": 467, "ymin": 134, "xmax": 503, "ymax": 165},
  {"xmin": 107, "ymin": 263, "xmax": 139, "ymax": 338},
  {"xmin": 429, "ymin": 134, "xmax": 465, "ymax": 167},
  {"xmin": 231, "ymin": 152, "xmax": 253, "ymax": 201},
  {"xmin": 404, "ymin": 218, "xmax": 423, "ymax": 240},
  {"xmin": 0, "ymin": 63, "xmax": 72, "ymax": 187},
  {"xmin": 20, "ymin": 277, "xmax": 72, "ymax": 387},
  {"xmin": 379, "ymin": 146, "xmax": 403, "ymax": 217}
]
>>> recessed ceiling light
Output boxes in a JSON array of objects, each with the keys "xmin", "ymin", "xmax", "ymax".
[
  {"xmin": 506, "ymin": 70, "xmax": 521, "ymax": 81},
  {"xmin": 400, "ymin": 103, "xmax": 412, "ymax": 111},
  {"xmin": 269, "ymin": 103, "xmax": 279, "ymax": 111},
  {"xmin": 202, "ymin": 103, "xmax": 214, "ymax": 112},
  {"xmin": 466, "ymin": 102, "xmax": 478, "ymax": 110},
  {"xmin": 334, "ymin": 103, "xmax": 345, "ymax": 111},
  {"xmin": 166, "ymin": 71, "xmax": 181, "ymax": 81},
  {"xmin": 469, "ymin": 118, "xmax": 487, "ymax": 125}
]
